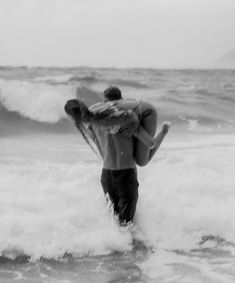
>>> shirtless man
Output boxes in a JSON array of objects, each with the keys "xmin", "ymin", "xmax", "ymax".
[{"xmin": 65, "ymin": 87, "xmax": 170, "ymax": 225}]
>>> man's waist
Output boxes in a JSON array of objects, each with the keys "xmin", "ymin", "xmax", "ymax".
[
  {"xmin": 102, "ymin": 167, "xmax": 137, "ymax": 173},
  {"xmin": 103, "ymin": 158, "xmax": 136, "ymax": 171}
]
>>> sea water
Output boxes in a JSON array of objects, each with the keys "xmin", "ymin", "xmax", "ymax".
[{"xmin": 0, "ymin": 67, "xmax": 235, "ymax": 282}]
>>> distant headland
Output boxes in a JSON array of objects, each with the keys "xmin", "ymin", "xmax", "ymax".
[{"xmin": 215, "ymin": 49, "xmax": 235, "ymax": 69}]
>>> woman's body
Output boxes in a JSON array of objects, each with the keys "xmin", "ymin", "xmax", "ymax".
[{"xmin": 65, "ymin": 98, "xmax": 170, "ymax": 166}]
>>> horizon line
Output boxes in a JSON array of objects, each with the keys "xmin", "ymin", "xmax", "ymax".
[{"xmin": 0, "ymin": 65, "xmax": 235, "ymax": 71}]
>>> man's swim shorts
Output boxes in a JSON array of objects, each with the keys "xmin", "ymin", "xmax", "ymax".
[{"xmin": 101, "ymin": 168, "xmax": 139, "ymax": 224}]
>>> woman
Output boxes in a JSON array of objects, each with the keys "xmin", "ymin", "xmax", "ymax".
[{"xmin": 64, "ymin": 96, "xmax": 170, "ymax": 166}]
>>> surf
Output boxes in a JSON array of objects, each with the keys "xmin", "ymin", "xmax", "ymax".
[{"xmin": 0, "ymin": 67, "xmax": 235, "ymax": 282}]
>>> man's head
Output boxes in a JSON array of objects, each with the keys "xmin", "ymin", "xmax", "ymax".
[{"xmin": 104, "ymin": 86, "xmax": 122, "ymax": 101}]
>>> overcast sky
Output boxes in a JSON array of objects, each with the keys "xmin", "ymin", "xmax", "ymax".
[{"xmin": 0, "ymin": 0, "xmax": 234, "ymax": 68}]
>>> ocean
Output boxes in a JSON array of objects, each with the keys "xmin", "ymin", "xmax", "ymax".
[{"xmin": 0, "ymin": 67, "xmax": 235, "ymax": 282}]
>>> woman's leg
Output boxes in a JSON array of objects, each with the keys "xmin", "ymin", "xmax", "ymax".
[
  {"xmin": 148, "ymin": 122, "xmax": 170, "ymax": 161},
  {"xmin": 134, "ymin": 107, "xmax": 170, "ymax": 166}
]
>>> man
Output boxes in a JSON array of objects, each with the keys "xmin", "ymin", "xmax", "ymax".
[
  {"xmin": 65, "ymin": 86, "xmax": 169, "ymax": 225},
  {"xmin": 95, "ymin": 87, "xmax": 139, "ymax": 225}
]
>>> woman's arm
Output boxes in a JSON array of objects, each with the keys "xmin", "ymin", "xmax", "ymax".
[{"xmin": 89, "ymin": 103, "xmax": 139, "ymax": 136}]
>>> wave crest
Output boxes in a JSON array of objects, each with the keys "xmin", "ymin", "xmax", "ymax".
[{"xmin": 0, "ymin": 78, "xmax": 76, "ymax": 123}]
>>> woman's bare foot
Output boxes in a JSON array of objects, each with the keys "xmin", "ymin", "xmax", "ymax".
[
  {"xmin": 151, "ymin": 121, "xmax": 171, "ymax": 149},
  {"xmin": 161, "ymin": 121, "xmax": 171, "ymax": 135}
]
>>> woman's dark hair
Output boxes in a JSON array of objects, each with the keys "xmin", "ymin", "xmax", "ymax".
[
  {"xmin": 64, "ymin": 99, "xmax": 88, "ymax": 119},
  {"xmin": 64, "ymin": 99, "xmax": 100, "ymax": 156}
]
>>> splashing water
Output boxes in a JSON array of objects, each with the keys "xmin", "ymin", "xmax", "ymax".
[{"xmin": 0, "ymin": 67, "xmax": 235, "ymax": 282}]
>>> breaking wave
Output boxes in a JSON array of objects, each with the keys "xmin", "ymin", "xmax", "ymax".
[{"xmin": 0, "ymin": 68, "xmax": 235, "ymax": 137}]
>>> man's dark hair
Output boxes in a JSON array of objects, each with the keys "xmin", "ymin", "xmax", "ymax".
[{"xmin": 104, "ymin": 86, "xmax": 122, "ymax": 101}]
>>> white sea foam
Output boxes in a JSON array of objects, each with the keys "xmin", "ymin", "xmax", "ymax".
[
  {"xmin": 33, "ymin": 74, "xmax": 74, "ymax": 84},
  {"xmin": 139, "ymin": 249, "xmax": 235, "ymax": 283},
  {"xmin": 138, "ymin": 133, "xmax": 235, "ymax": 247},
  {"xmin": 0, "ymin": 134, "xmax": 132, "ymax": 260},
  {"xmin": 0, "ymin": 133, "xmax": 235, "ymax": 264},
  {"xmin": 135, "ymin": 133, "xmax": 235, "ymax": 281}
]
